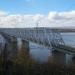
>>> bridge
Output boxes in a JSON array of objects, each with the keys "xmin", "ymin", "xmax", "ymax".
[{"xmin": 0, "ymin": 28, "xmax": 75, "ymax": 55}]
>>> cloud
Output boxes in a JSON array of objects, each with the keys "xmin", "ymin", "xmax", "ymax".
[
  {"xmin": 0, "ymin": 10, "xmax": 75, "ymax": 28},
  {"xmin": 48, "ymin": 11, "xmax": 75, "ymax": 21},
  {"xmin": 47, "ymin": 11, "xmax": 75, "ymax": 28}
]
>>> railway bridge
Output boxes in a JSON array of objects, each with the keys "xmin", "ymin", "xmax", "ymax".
[{"xmin": 0, "ymin": 28, "xmax": 75, "ymax": 55}]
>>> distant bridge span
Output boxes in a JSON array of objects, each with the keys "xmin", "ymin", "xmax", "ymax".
[{"xmin": 0, "ymin": 28, "xmax": 75, "ymax": 55}]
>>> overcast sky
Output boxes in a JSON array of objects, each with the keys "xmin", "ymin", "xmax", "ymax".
[{"xmin": 0, "ymin": 0, "xmax": 75, "ymax": 28}]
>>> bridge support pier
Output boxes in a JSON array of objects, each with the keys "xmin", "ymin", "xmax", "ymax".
[
  {"xmin": 3, "ymin": 37, "xmax": 18, "ymax": 61},
  {"xmin": 21, "ymin": 40, "xmax": 30, "ymax": 56},
  {"xmin": 51, "ymin": 50, "xmax": 66, "ymax": 66},
  {"xmin": 2, "ymin": 37, "xmax": 18, "ymax": 75},
  {"xmin": 71, "ymin": 56, "xmax": 75, "ymax": 68}
]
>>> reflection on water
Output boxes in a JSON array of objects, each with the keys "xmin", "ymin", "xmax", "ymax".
[{"xmin": 29, "ymin": 33, "xmax": 75, "ymax": 66}]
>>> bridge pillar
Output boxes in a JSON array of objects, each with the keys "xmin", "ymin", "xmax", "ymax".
[
  {"xmin": 51, "ymin": 50, "xmax": 66, "ymax": 66},
  {"xmin": 3, "ymin": 36, "xmax": 18, "ymax": 61},
  {"xmin": 21, "ymin": 39, "xmax": 30, "ymax": 56},
  {"xmin": 71, "ymin": 56, "xmax": 75, "ymax": 68},
  {"xmin": 2, "ymin": 37, "xmax": 18, "ymax": 75}
]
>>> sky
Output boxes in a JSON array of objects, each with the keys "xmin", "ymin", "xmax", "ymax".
[
  {"xmin": 0, "ymin": 0, "xmax": 75, "ymax": 28},
  {"xmin": 0, "ymin": 0, "xmax": 75, "ymax": 14}
]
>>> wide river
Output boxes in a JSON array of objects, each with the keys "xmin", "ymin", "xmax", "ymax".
[{"xmin": 29, "ymin": 33, "xmax": 75, "ymax": 66}]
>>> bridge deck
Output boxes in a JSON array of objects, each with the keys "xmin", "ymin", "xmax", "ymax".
[{"xmin": 52, "ymin": 43, "xmax": 75, "ymax": 55}]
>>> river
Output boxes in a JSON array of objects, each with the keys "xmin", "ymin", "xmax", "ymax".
[{"xmin": 29, "ymin": 33, "xmax": 75, "ymax": 66}]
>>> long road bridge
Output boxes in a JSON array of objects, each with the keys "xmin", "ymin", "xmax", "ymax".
[{"xmin": 0, "ymin": 28, "xmax": 75, "ymax": 55}]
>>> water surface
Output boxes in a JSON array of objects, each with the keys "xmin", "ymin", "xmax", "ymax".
[{"xmin": 29, "ymin": 33, "xmax": 75, "ymax": 66}]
